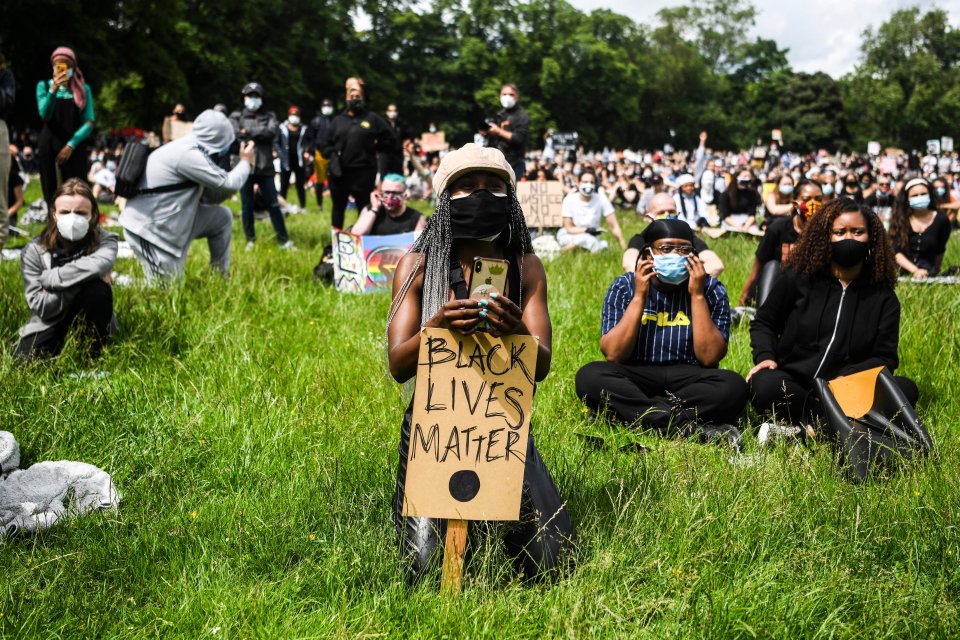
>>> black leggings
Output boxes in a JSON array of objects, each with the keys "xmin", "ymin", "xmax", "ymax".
[
  {"xmin": 392, "ymin": 402, "xmax": 576, "ymax": 581},
  {"xmin": 575, "ymin": 361, "xmax": 748, "ymax": 434},
  {"xmin": 750, "ymin": 367, "xmax": 919, "ymax": 425},
  {"xmin": 280, "ymin": 165, "xmax": 307, "ymax": 208},
  {"xmin": 16, "ymin": 278, "xmax": 113, "ymax": 360}
]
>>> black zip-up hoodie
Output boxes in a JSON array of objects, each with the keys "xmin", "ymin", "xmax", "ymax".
[{"xmin": 750, "ymin": 268, "xmax": 901, "ymax": 381}]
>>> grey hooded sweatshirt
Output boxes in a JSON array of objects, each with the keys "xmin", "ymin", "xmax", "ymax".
[{"xmin": 119, "ymin": 109, "xmax": 251, "ymax": 258}]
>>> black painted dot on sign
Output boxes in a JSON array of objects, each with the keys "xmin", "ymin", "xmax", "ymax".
[{"xmin": 449, "ymin": 470, "xmax": 481, "ymax": 502}]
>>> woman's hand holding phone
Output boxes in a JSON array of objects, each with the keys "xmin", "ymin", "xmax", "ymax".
[
  {"xmin": 480, "ymin": 293, "xmax": 523, "ymax": 337},
  {"xmin": 428, "ymin": 299, "xmax": 483, "ymax": 335}
]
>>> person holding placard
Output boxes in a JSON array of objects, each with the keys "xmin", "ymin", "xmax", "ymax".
[
  {"xmin": 576, "ymin": 218, "xmax": 747, "ymax": 448},
  {"xmin": 387, "ymin": 143, "xmax": 575, "ymax": 581}
]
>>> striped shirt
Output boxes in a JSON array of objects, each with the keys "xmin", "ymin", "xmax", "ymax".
[{"xmin": 600, "ymin": 274, "xmax": 731, "ymax": 365}]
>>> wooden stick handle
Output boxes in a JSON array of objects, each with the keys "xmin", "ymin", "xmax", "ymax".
[{"xmin": 441, "ymin": 519, "xmax": 468, "ymax": 594}]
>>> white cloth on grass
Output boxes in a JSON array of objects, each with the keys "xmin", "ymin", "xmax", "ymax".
[{"xmin": 0, "ymin": 431, "xmax": 119, "ymax": 538}]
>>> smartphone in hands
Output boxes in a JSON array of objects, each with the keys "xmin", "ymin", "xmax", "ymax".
[{"xmin": 468, "ymin": 257, "xmax": 509, "ymax": 300}]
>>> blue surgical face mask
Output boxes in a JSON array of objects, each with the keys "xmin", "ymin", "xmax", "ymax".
[
  {"xmin": 822, "ymin": 183, "xmax": 835, "ymax": 196},
  {"xmin": 779, "ymin": 185, "xmax": 794, "ymax": 195},
  {"xmin": 653, "ymin": 254, "xmax": 689, "ymax": 285},
  {"xmin": 935, "ymin": 187, "xmax": 947, "ymax": 197},
  {"xmin": 909, "ymin": 194, "xmax": 931, "ymax": 210}
]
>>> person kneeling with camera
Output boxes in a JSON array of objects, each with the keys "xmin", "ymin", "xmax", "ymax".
[
  {"xmin": 575, "ymin": 218, "xmax": 747, "ymax": 448},
  {"xmin": 120, "ymin": 109, "xmax": 254, "ymax": 283},
  {"xmin": 17, "ymin": 179, "xmax": 117, "ymax": 360}
]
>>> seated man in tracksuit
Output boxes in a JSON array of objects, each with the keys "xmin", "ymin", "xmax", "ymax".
[{"xmin": 575, "ymin": 218, "xmax": 748, "ymax": 447}]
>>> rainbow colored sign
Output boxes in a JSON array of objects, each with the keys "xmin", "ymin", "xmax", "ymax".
[{"xmin": 331, "ymin": 228, "xmax": 415, "ymax": 293}]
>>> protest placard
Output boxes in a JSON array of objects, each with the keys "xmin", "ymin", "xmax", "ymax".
[
  {"xmin": 942, "ymin": 136, "xmax": 954, "ymax": 153},
  {"xmin": 517, "ymin": 180, "xmax": 564, "ymax": 229},
  {"xmin": 331, "ymin": 229, "xmax": 415, "ymax": 293},
  {"xmin": 420, "ymin": 132, "xmax": 449, "ymax": 153},
  {"xmin": 550, "ymin": 131, "xmax": 579, "ymax": 150},
  {"xmin": 402, "ymin": 329, "xmax": 538, "ymax": 521}
]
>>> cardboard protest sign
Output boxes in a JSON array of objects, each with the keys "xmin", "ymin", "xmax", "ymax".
[
  {"xmin": 927, "ymin": 139, "xmax": 941, "ymax": 155},
  {"xmin": 331, "ymin": 228, "xmax": 415, "ymax": 293},
  {"xmin": 420, "ymin": 132, "xmax": 449, "ymax": 153},
  {"xmin": 942, "ymin": 136, "xmax": 954, "ymax": 153},
  {"xmin": 517, "ymin": 180, "xmax": 564, "ymax": 228},
  {"xmin": 403, "ymin": 329, "xmax": 538, "ymax": 521},
  {"xmin": 162, "ymin": 118, "xmax": 193, "ymax": 142},
  {"xmin": 867, "ymin": 141, "xmax": 881, "ymax": 156}
]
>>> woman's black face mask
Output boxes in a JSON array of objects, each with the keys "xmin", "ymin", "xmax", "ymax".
[{"xmin": 449, "ymin": 190, "xmax": 510, "ymax": 240}]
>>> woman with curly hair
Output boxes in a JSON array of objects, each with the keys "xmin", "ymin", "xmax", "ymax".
[
  {"xmin": 386, "ymin": 143, "xmax": 575, "ymax": 582},
  {"xmin": 746, "ymin": 197, "xmax": 917, "ymax": 437},
  {"xmin": 890, "ymin": 178, "xmax": 951, "ymax": 278}
]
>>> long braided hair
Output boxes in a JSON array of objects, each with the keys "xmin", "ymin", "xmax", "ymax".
[{"xmin": 387, "ymin": 183, "xmax": 533, "ymax": 333}]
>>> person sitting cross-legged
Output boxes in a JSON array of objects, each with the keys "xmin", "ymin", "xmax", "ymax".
[{"xmin": 575, "ymin": 218, "xmax": 748, "ymax": 447}]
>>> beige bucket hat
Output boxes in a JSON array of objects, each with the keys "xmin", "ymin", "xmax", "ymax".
[{"xmin": 432, "ymin": 143, "xmax": 516, "ymax": 196}]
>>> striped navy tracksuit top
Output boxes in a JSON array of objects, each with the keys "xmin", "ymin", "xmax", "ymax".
[{"xmin": 600, "ymin": 273, "xmax": 731, "ymax": 365}]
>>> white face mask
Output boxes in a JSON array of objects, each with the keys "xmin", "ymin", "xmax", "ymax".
[
  {"xmin": 579, "ymin": 183, "xmax": 595, "ymax": 195},
  {"xmin": 429, "ymin": 125, "xmax": 437, "ymax": 133},
  {"xmin": 244, "ymin": 97, "xmax": 262, "ymax": 111},
  {"xmin": 321, "ymin": 106, "xmax": 334, "ymax": 116},
  {"xmin": 288, "ymin": 115, "xmax": 300, "ymax": 125},
  {"xmin": 386, "ymin": 110, "xmax": 398, "ymax": 119},
  {"xmin": 500, "ymin": 94, "xmax": 517, "ymax": 109},
  {"xmin": 56, "ymin": 212, "xmax": 90, "ymax": 242}
]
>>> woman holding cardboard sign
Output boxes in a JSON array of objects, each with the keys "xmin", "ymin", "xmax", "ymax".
[{"xmin": 387, "ymin": 143, "xmax": 575, "ymax": 582}]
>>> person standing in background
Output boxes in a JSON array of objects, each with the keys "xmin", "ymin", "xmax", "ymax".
[
  {"xmin": 480, "ymin": 83, "xmax": 529, "ymax": 182},
  {"xmin": 36, "ymin": 46, "xmax": 94, "ymax": 207},
  {"xmin": 378, "ymin": 103, "xmax": 409, "ymax": 177},
  {"xmin": 229, "ymin": 82, "xmax": 293, "ymax": 250},
  {"xmin": 0, "ymin": 51, "xmax": 14, "ymax": 250},
  {"xmin": 276, "ymin": 106, "xmax": 309, "ymax": 210},
  {"xmin": 309, "ymin": 98, "xmax": 334, "ymax": 210},
  {"xmin": 322, "ymin": 77, "xmax": 390, "ymax": 230}
]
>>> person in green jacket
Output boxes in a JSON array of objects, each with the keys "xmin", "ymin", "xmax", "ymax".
[{"xmin": 36, "ymin": 46, "xmax": 94, "ymax": 206}]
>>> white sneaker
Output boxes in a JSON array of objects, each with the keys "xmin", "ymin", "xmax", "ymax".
[
  {"xmin": 245, "ymin": 241, "xmax": 255, "ymax": 252},
  {"xmin": 279, "ymin": 241, "xmax": 296, "ymax": 251},
  {"xmin": 757, "ymin": 422, "xmax": 803, "ymax": 447}
]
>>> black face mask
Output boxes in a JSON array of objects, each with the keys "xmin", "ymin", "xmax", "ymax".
[
  {"xmin": 832, "ymin": 239, "xmax": 869, "ymax": 267},
  {"xmin": 347, "ymin": 98, "xmax": 364, "ymax": 111},
  {"xmin": 449, "ymin": 190, "xmax": 510, "ymax": 240}
]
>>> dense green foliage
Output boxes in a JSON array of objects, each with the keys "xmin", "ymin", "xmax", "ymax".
[
  {"xmin": 3, "ymin": 1, "xmax": 960, "ymax": 151},
  {"xmin": 0, "ymin": 182, "xmax": 958, "ymax": 637}
]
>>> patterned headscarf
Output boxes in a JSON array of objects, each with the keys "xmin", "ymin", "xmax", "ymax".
[{"xmin": 50, "ymin": 46, "xmax": 87, "ymax": 110}]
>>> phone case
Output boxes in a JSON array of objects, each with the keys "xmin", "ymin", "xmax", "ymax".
[{"xmin": 468, "ymin": 258, "xmax": 509, "ymax": 300}]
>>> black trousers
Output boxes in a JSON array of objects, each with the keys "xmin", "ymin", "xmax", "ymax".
[
  {"xmin": 38, "ymin": 144, "xmax": 88, "ymax": 206},
  {"xmin": 280, "ymin": 165, "xmax": 307, "ymax": 208},
  {"xmin": 392, "ymin": 402, "xmax": 576, "ymax": 581},
  {"xmin": 575, "ymin": 361, "xmax": 749, "ymax": 434},
  {"xmin": 750, "ymin": 368, "xmax": 919, "ymax": 425},
  {"xmin": 329, "ymin": 164, "xmax": 377, "ymax": 230},
  {"xmin": 16, "ymin": 279, "xmax": 113, "ymax": 360}
]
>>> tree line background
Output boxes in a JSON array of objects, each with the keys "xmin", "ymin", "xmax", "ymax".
[{"xmin": 3, "ymin": 0, "xmax": 959, "ymax": 153}]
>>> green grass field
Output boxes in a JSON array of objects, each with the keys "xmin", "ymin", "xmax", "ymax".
[{"xmin": 1, "ymin": 180, "xmax": 959, "ymax": 638}]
